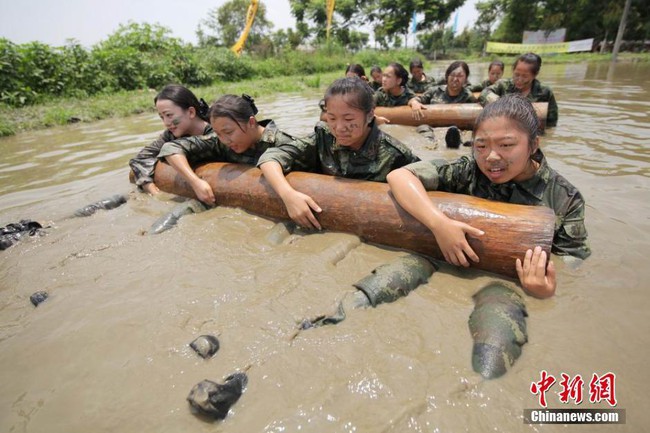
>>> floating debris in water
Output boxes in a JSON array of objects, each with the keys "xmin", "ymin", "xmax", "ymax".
[
  {"xmin": 74, "ymin": 194, "xmax": 128, "ymax": 217},
  {"xmin": 189, "ymin": 335, "xmax": 220, "ymax": 359},
  {"xmin": 30, "ymin": 291, "xmax": 49, "ymax": 307},
  {"xmin": 1, "ymin": 220, "xmax": 44, "ymax": 251},
  {"xmin": 187, "ymin": 373, "xmax": 248, "ymax": 420}
]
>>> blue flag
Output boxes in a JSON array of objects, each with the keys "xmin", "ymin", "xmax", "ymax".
[{"xmin": 411, "ymin": 11, "xmax": 417, "ymax": 34}]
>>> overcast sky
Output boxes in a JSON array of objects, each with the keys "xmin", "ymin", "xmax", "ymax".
[{"xmin": 0, "ymin": 0, "xmax": 478, "ymax": 47}]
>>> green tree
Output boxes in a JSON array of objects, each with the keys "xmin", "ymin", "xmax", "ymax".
[
  {"xmin": 197, "ymin": 0, "xmax": 273, "ymax": 48},
  {"xmin": 93, "ymin": 22, "xmax": 207, "ymax": 90}
]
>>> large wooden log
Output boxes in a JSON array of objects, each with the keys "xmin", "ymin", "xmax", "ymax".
[
  {"xmin": 146, "ymin": 162, "xmax": 555, "ymax": 279},
  {"xmin": 375, "ymin": 102, "xmax": 548, "ymax": 130}
]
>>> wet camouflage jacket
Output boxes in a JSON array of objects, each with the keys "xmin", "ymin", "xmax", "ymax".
[
  {"xmin": 129, "ymin": 124, "xmax": 213, "ymax": 188},
  {"xmin": 479, "ymin": 78, "xmax": 559, "ymax": 127},
  {"xmin": 257, "ymin": 121, "xmax": 420, "ymax": 182},
  {"xmin": 374, "ymin": 87, "xmax": 416, "ymax": 107},
  {"xmin": 369, "ymin": 81, "xmax": 382, "ymax": 92},
  {"xmin": 157, "ymin": 120, "xmax": 298, "ymax": 167},
  {"xmin": 404, "ymin": 149, "xmax": 591, "ymax": 259},
  {"xmin": 407, "ymin": 75, "xmax": 437, "ymax": 94},
  {"xmin": 469, "ymin": 79, "xmax": 493, "ymax": 93},
  {"xmin": 415, "ymin": 85, "xmax": 478, "ymax": 105}
]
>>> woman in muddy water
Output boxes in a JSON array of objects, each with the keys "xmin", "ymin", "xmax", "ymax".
[
  {"xmin": 373, "ymin": 62, "xmax": 416, "ymax": 107},
  {"xmin": 479, "ymin": 52, "xmax": 559, "ymax": 127},
  {"xmin": 157, "ymin": 94, "xmax": 305, "ymax": 205},
  {"xmin": 387, "ymin": 94, "xmax": 591, "ymax": 299},
  {"xmin": 128, "ymin": 84, "xmax": 211, "ymax": 195},
  {"xmin": 258, "ymin": 76, "xmax": 420, "ymax": 230},
  {"xmin": 408, "ymin": 61, "xmax": 478, "ymax": 119},
  {"xmin": 470, "ymin": 60, "xmax": 505, "ymax": 92}
]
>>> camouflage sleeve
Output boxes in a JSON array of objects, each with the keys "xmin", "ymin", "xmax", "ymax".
[
  {"xmin": 403, "ymin": 156, "xmax": 474, "ymax": 192},
  {"xmin": 157, "ymin": 133, "xmax": 224, "ymax": 165},
  {"xmin": 479, "ymin": 81, "xmax": 505, "ymax": 106},
  {"xmin": 417, "ymin": 88, "xmax": 435, "ymax": 105},
  {"xmin": 402, "ymin": 160, "xmax": 443, "ymax": 191},
  {"xmin": 551, "ymin": 192, "xmax": 591, "ymax": 259},
  {"xmin": 545, "ymin": 90, "xmax": 559, "ymax": 127},
  {"xmin": 374, "ymin": 90, "xmax": 388, "ymax": 107},
  {"xmin": 256, "ymin": 134, "xmax": 318, "ymax": 174},
  {"xmin": 129, "ymin": 133, "xmax": 168, "ymax": 187}
]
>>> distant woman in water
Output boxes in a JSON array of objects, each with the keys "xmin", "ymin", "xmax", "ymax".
[
  {"xmin": 158, "ymin": 94, "xmax": 303, "ymax": 204},
  {"xmin": 388, "ymin": 94, "xmax": 590, "ymax": 298},
  {"xmin": 374, "ymin": 62, "xmax": 415, "ymax": 107},
  {"xmin": 129, "ymin": 84, "xmax": 211, "ymax": 195},
  {"xmin": 470, "ymin": 60, "xmax": 505, "ymax": 92},
  {"xmin": 259, "ymin": 77, "xmax": 420, "ymax": 229},
  {"xmin": 408, "ymin": 61, "xmax": 478, "ymax": 120},
  {"xmin": 479, "ymin": 52, "xmax": 559, "ymax": 127}
]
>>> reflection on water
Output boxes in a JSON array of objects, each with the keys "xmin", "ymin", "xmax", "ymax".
[{"xmin": 0, "ymin": 61, "xmax": 649, "ymax": 433}]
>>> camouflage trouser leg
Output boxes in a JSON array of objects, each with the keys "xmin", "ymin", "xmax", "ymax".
[
  {"xmin": 468, "ymin": 283, "xmax": 528, "ymax": 379},
  {"xmin": 302, "ymin": 254, "xmax": 436, "ymax": 329}
]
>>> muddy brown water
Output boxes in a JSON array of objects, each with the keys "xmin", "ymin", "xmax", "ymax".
[{"xmin": 0, "ymin": 61, "xmax": 648, "ymax": 432}]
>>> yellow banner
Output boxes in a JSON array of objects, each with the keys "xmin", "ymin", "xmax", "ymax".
[
  {"xmin": 326, "ymin": 0, "xmax": 335, "ymax": 41},
  {"xmin": 486, "ymin": 39, "xmax": 594, "ymax": 54},
  {"xmin": 231, "ymin": 0, "xmax": 259, "ymax": 56},
  {"xmin": 486, "ymin": 41, "xmax": 569, "ymax": 54}
]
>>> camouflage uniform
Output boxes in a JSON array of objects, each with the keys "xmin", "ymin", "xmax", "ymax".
[
  {"xmin": 469, "ymin": 79, "xmax": 493, "ymax": 93},
  {"xmin": 129, "ymin": 125, "xmax": 213, "ymax": 189},
  {"xmin": 479, "ymin": 78, "xmax": 559, "ymax": 127},
  {"xmin": 415, "ymin": 85, "xmax": 478, "ymax": 105},
  {"xmin": 369, "ymin": 81, "xmax": 382, "ymax": 92},
  {"xmin": 373, "ymin": 87, "xmax": 416, "ymax": 107},
  {"xmin": 157, "ymin": 120, "xmax": 298, "ymax": 166},
  {"xmin": 403, "ymin": 149, "xmax": 591, "ymax": 259},
  {"xmin": 257, "ymin": 121, "xmax": 420, "ymax": 182},
  {"xmin": 407, "ymin": 75, "xmax": 437, "ymax": 94}
]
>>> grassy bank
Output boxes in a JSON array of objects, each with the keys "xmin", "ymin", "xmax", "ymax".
[
  {"xmin": 0, "ymin": 71, "xmax": 341, "ymax": 137},
  {"xmin": 1, "ymin": 51, "xmax": 647, "ymax": 138}
]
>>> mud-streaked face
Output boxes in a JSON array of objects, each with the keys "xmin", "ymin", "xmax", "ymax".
[
  {"xmin": 473, "ymin": 116, "xmax": 537, "ymax": 184},
  {"xmin": 156, "ymin": 99, "xmax": 195, "ymax": 138},
  {"xmin": 488, "ymin": 65, "xmax": 504, "ymax": 84},
  {"xmin": 446, "ymin": 66, "xmax": 468, "ymax": 95},
  {"xmin": 382, "ymin": 66, "xmax": 401, "ymax": 92},
  {"xmin": 325, "ymin": 94, "xmax": 373, "ymax": 150},
  {"xmin": 212, "ymin": 116, "xmax": 257, "ymax": 154},
  {"xmin": 411, "ymin": 66, "xmax": 424, "ymax": 81},
  {"xmin": 512, "ymin": 62, "xmax": 536, "ymax": 91}
]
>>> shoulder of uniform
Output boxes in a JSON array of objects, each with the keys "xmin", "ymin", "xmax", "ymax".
[{"xmin": 380, "ymin": 130, "xmax": 415, "ymax": 156}]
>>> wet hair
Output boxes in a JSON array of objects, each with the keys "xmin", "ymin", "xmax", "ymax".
[
  {"xmin": 473, "ymin": 94, "xmax": 540, "ymax": 149},
  {"xmin": 155, "ymin": 84, "xmax": 210, "ymax": 122},
  {"xmin": 445, "ymin": 61, "xmax": 470, "ymax": 80},
  {"xmin": 370, "ymin": 65, "xmax": 382, "ymax": 76},
  {"xmin": 488, "ymin": 60, "xmax": 505, "ymax": 72},
  {"xmin": 323, "ymin": 77, "xmax": 375, "ymax": 115},
  {"xmin": 409, "ymin": 58, "xmax": 424, "ymax": 71},
  {"xmin": 345, "ymin": 63, "xmax": 366, "ymax": 78},
  {"xmin": 209, "ymin": 94, "xmax": 259, "ymax": 128},
  {"xmin": 513, "ymin": 52, "xmax": 542, "ymax": 76},
  {"xmin": 387, "ymin": 62, "xmax": 409, "ymax": 87}
]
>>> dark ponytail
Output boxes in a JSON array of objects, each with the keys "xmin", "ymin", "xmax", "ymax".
[
  {"xmin": 154, "ymin": 84, "xmax": 210, "ymax": 122},
  {"xmin": 210, "ymin": 94, "xmax": 259, "ymax": 129}
]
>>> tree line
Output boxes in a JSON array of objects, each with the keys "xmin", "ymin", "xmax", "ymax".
[{"xmin": 1, "ymin": 0, "xmax": 648, "ymax": 108}]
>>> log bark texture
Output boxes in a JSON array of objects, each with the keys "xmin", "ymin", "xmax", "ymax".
[
  {"xmin": 145, "ymin": 162, "xmax": 555, "ymax": 279},
  {"xmin": 375, "ymin": 102, "xmax": 548, "ymax": 130}
]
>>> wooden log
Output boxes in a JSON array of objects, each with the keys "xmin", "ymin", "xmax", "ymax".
[
  {"xmin": 375, "ymin": 102, "xmax": 548, "ymax": 130},
  {"xmin": 145, "ymin": 162, "xmax": 555, "ymax": 279}
]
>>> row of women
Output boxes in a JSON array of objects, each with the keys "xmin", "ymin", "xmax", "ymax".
[
  {"xmin": 344, "ymin": 52, "xmax": 558, "ymax": 127},
  {"xmin": 129, "ymin": 64, "xmax": 589, "ymax": 300}
]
